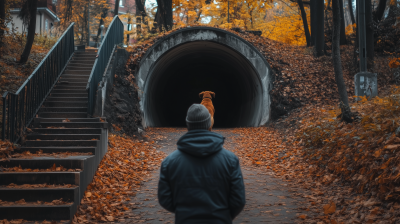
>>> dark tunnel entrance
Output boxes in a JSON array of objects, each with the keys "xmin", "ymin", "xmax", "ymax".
[{"xmin": 143, "ymin": 41, "xmax": 264, "ymax": 128}]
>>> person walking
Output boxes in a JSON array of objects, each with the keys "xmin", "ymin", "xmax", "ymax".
[{"xmin": 158, "ymin": 104, "xmax": 246, "ymax": 224}]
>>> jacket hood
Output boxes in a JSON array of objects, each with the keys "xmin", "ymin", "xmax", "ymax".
[{"xmin": 177, "ymin": 130, "xmax": 225, "ymax": 157}]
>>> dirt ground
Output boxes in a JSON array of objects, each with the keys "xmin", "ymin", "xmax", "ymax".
[{"xmin": 116, "ymin": 128, "xmax": 311, "ymax": 224}]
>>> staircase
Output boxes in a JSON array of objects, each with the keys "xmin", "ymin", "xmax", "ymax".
[{"xmin": 0, "ymin": 49, "xmax": 108, "ymax": 222}]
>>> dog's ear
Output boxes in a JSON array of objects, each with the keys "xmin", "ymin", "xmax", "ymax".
[
  {"xmin": 211, "ymin": 92, "xmax": 215, "ymax": 98},
  {"xmin": 199, "ymin": 92, "xmax": 204, "ymax": 98}
]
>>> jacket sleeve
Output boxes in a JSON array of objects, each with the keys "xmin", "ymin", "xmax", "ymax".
[
  {"xmin": 157, "ymin": 160, "xmax": 175, "ymax": 213},
  {"xmin": 229, "ymin": 156, "xmax": 246, "ymax": 220}
]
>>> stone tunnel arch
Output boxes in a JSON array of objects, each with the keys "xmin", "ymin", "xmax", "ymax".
[{"xmin": 135, "ymin": 27, "xmax": 273, "ymax": 128}]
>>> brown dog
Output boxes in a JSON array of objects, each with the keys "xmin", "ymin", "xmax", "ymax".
[{"xmin": 199, "ymin": 91, "xmax": 215, "ymax": 131}]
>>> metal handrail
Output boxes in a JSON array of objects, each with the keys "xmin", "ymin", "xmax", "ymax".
[
  {"xmin": 86, "ymin": 16, "xmax": 123, "ymax": 116},
  {"xmin": 2, "ymin": 23, "xmax": 75, "ymax": 142}
]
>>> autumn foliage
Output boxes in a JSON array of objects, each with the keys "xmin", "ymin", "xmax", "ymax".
[
  {"xmin": 298, "ymin": 86, "xmax": 400, "ymax": 201},
  {"xmin": 0, "ymin": 140, "xmax": 16, "ymax": 161},
  {"xmin": 74, "ymin": 133, "xmax": 165, "ymax": 223}
]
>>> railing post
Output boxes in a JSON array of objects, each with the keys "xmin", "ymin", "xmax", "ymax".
[
  {"xmin": 86, "ymin": 16, "xmax": 123, "ymax": 117},
  {"xmin": 2, "ymin": 92, "xmax": 8, "ymax": 140}
]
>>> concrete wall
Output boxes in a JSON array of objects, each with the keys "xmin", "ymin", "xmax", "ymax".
[{"xmin": 135, "ymin": 27, "xmax": 273, "ymax": 127}]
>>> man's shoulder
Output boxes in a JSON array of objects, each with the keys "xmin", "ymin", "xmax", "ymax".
[
  {"xmin": 219, "ymin": 148, "xmax": 238, "ymax": 157},
  {"xmin": 219, "ymin": 148, "xmax": 240, "ymax": 163},
  {"xmin": 161, "ymin": 150, "xmax": 183, "ymax": 165}
]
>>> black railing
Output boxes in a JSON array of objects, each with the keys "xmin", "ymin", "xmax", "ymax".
[
  {"xmin": 2, "ymin": 23, "xmax": 75, "ymax": 142},
  {"xmin": 86, "ymin": 16, "xmax": 123, "ymax": 116}
]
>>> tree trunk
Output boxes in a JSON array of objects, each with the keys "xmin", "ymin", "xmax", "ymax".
[
  {"xmin": 155, "ymin": 0, "xmax": 172, "ymax": 31},
  {"xmin": 310, "ymin": 0, "xmax": 316, "ymax": 46},
  {"xmin": 332, "ymin": 0, "xmax": 350, "ymax": 107},
  {"xmin": 339, "ymin": 0, "xmax": 347, "ymax": 44},
  {"xmin": 0, "ymin": 0, "xmax": 5, "ymax": 46},
  {"xmin": 155, "ymin": 0, "xmax": 164, "ymax": 31},
  {"xmin": 136, "ymin": 0, "xmax": 142, "ymax": 35},
  {"xmin": 348, "ymin": 0, "xmax": 355, "ymax": 24},
  {"xmin": 373, "ymin": 0, "xmax": 387, "ymax": 22},
  {"xmin": 353, "ymin": 0, "xmax": 358, "ymax": 68},
  {"xmin": 365, "ymin": 0, "xmax": 374, "ymax": 68},
  {"xmin": 315, "ymin": 0, "xmax": 325, "ymax": 56},
  {"xmin": 20, "ymin": 0, "xmax": 38, "ymax": 64},
  {"xmin": 63, "ymin": 0, "xmax": 73, "ymax": 27},
  {"xmin": 194, "ymin": 9, "xmax": 203, "ymax": 23},
  {"xmin": 164, "ymin": 0, "xmax": 173, "ymax": 30},
  {"xmin": 114, "ymin": 0, "xmax": 120, "ymax": 16},
  {"xmin": 297, "ymin": 0, "xmax": 311, "ymax": 46}
]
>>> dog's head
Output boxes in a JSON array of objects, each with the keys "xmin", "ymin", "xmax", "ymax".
[{"xmin": 199, "ymin": 91, "xmax": 215, "ymax": 99}]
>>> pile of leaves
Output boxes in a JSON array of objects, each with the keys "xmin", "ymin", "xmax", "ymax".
[
  {"xmin": 7, "ymin": 151, "xmax": 93, "ymax": 159},
  {"xmin": 297, "ymin": 86, "xmax": 400, "ymax": 202},
  {"xmin": 229, "ymin": 103, "xmax": 400, "ymax": 223},
  {"xmin": 0, "ymin": 140, "xmax": 16, "ymax": 161},
  {"xmin": 231, "ymin": 127, "xmax": 301, "ymax": 173},
  {"xmin": 124, "ymin": 25, "xmax": 394, "ymax": 120},
  {"xmin": 73, "ymin": 133, "xmax": 165, "ymax": 223}
]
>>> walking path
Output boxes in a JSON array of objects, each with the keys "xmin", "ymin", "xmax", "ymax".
[{"xmin": 118, "ymin": 128, "xmax": 310, "ymax": 224}]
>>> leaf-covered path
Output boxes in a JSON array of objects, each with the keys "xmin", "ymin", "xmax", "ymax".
[{"xmin": 118, "ymin": 128, "xmax": 310, "ymax": 224}]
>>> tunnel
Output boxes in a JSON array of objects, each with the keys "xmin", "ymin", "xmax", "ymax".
[{"xmin": 135, "ymin": 27, "xmax": 272, "ymax": 128}]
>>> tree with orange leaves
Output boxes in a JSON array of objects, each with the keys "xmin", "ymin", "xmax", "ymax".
[{"xmin": 57, "ymin": 0, "xmax": 111, "ymax": 45}]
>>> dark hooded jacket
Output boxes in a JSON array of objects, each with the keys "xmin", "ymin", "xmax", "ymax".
[{"xmin": 158, "ymin": 130, "xmax": 246, "ymax": 224}]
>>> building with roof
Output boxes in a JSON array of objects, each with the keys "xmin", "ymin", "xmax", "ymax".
[{"xmin": 8, "ymin": 0, "xmax": 60, "ymax": 34}]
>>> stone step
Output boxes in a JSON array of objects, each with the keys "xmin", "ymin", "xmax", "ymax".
[
  {"xmin": 0, "ymin": 156, "xmax": 93, "ymax": 170},
  {"xmin": 50, "ymin": 89, "xmax": 87, "ymax": 94},
  {"xmin": 16, "ymin": 146, "xmax": 96, "ymax": 154},
  {"xmin": 0, "ymin": 186, "xmax": 79, "ymax": 203},
  {"xmin": 0, "ymin": 172, "xmax": 79, "ymax": 185},
  {"xmin": 56, "ymin": 82, "xmax": 87, "ymax": 86},
  {"xmin": 34, "ymin": 118, "xmax": 102, "ymax": 123},
  {"xmin": 73, "ymin": 53, "xmax": 96, "ymax": 57},
  {"xmin": 43, "ymin": 101, "xmax": 87, "ymax": 107},
  {"xmin": 74, "ymin": 52, "xmax": 97, "ymax": 56},
  {"xmin": 70, "ymin": 56, "xmax": 95, "ymax": 60},
  {"xmin": 25, "ymin": 140, "xmax": 98, "ymax": 147},
  {"xmin": 0, "ymin": 220, "xmax": 70, "ymax": 224},
  {"xmin": 71, "ymin": 57, "xmax": 95, "ymax": 62},
  {"xmin": 58, "ymin": 78, "xmax": 89, "ymax": 83},
  {"xmin": 46, "ymin": 97, "xmax": 87, "ymax": 102},
  {"xmin": 38, "ymin": 107, "xmax": 87, "ymax": 113},
  {"xmin": 32, "ymin": 122, "xmax": 107, "ymax": 129},
  {"xmin": 65, "ymin": 66, "xmax": 93, "ymax": 71},
  {"xmin": 63, "ymin": 70, "xmax": 92, "ymax": 75},
  {"xmin": 67, "ymin": 62, "xmax": 94, "ymax": 67},
  {"xmin": 52, "ymin": 85, "xmax": 87, "ymax": 90},
  {"xmin": 0, "ymin": 204, "xmax": 75, "ymax": 220},
  {"xmin": 67, "ymin": 61, "xmax": 94, "ymax": 66},
  {"xmin": 30, "ymin": 128, "xmax": 101, "ymax": 134},
  {"xmin": 26, "ymin": 134, "xmax": 100, "ymax": 141},
  {"xmin": 38, "ymin": 112, "xmax": 88, "ymax": 118},
  {"xmin": 49, "ymin": 92, "xmax": 87, "ymax": 97},
  {"xmin": 60, "ymin": 74, "xmax": 90, "ymax": 78}
]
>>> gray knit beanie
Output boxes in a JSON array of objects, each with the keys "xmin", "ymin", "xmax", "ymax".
[{"xmin": 186, "ymin": 104, "xmax": 211, "ymax": 131}]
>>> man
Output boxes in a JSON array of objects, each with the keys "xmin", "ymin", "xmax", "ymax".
[{"xmin": 158, "ymin": 104, "xmax": 246, "ymax": 224}]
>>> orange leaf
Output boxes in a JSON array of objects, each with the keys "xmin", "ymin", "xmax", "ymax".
[
  {"xmin": 298, "ymin": 214, "xmax": 307, "ymax": 219},
  {"xmin": 323, "ymin": 201, "xmax": 336, "ymax": 215}
]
